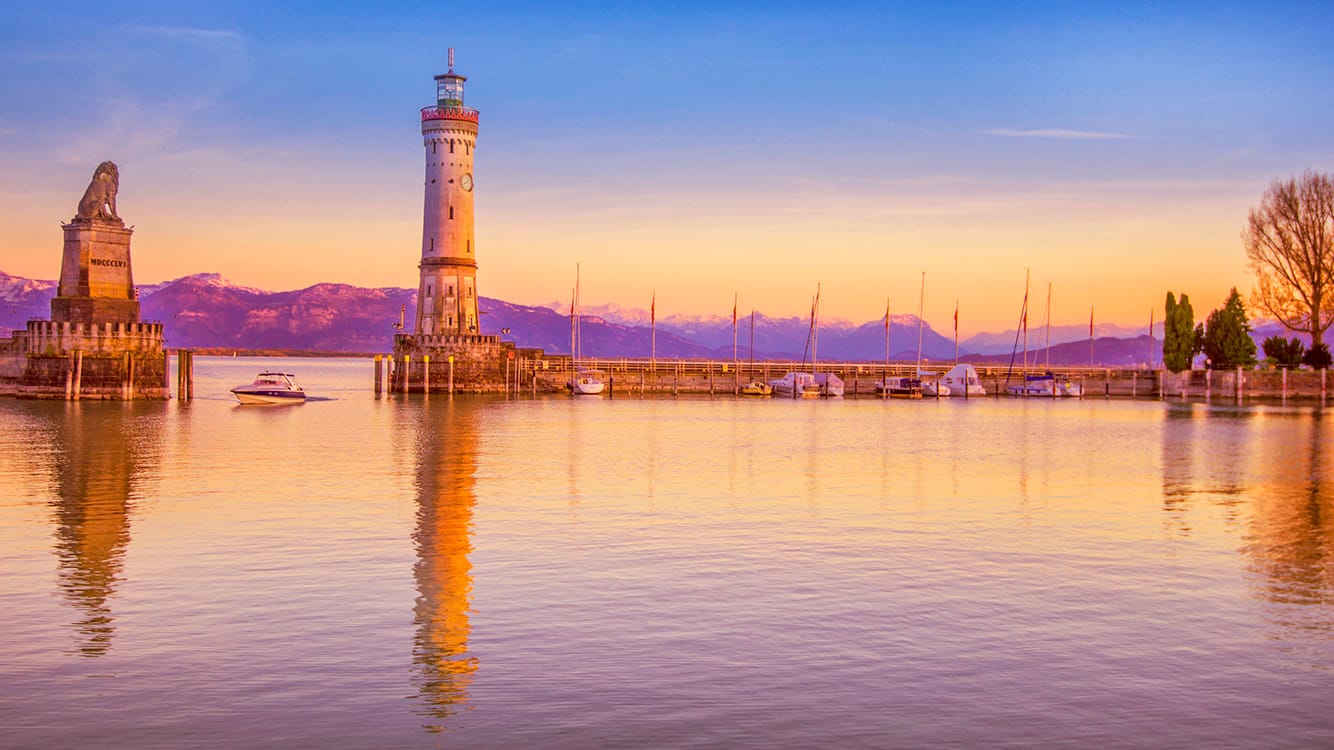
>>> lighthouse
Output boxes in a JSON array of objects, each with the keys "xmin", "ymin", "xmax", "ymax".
[
  {"xmin": 390, "ymin": 51, "xmax": 514, "ymax": 394},
  {"xmin": 415, "ymin": 48, "xmax": 480, "ymax": 337}
]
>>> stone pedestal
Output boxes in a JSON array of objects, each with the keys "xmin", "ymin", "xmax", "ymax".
[
  {"xmin": 51, "ymin": 219, "xmax": 139, "ymax": 325},
  {"xmin": 391, "ymin": 333, "xmax": 514, "ymax": 393}
]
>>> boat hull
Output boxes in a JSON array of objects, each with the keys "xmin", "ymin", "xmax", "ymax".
[
  {"xmin": 232, "ymin": 389, "xmax": 306, "ymax": 405},
  {"xmin": 739, "ymin": 382, "xmax": 772, "ymax": 396}
]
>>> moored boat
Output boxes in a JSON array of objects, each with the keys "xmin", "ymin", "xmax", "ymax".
[
  {"xmin": 938, "ymin": 363, "xmax": 986, "ymax": 396},
  {"xmin": 814, "ymin": 372, "xmax": 844, "ymax": 397},
  {"xmin": 771, "ymin": 371, "xmax": 821, "ymax": 399},
  {"xmin": 231, "ymin": 372, "xmax": 306, "ymax": 404},
  {"xmin": 919, "ymin": 370, "xmax": 950, "ymax": 397},
  {"xmin": 740, "ymin": 380, "xmax": 773, "ymax": 396},
  {"xmin": 568, "ymin": 369, "xmax": 606, "ymax": 395},
  {"xmin": 875, "ymin": 376, "xmax": 923, "ymax": 399},
  {"xmin": 1005, "ymin": 370, "xmax": 1081, "ymax": 398}
]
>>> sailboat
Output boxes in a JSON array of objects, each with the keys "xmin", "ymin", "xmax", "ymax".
[
  {"xmin": 567, "ymin": 265, "xmax": 605, "ymax": 396},
  {"xmin": 1006, "ymin": 280, "xmax": 1081, "ymax": 397},
  {"xmin": 739, "ymin": 310, "xmax": 772, "ymax": 396},
  {"xmin": 771, "ymin": 285, "xmax": 824, "ymax": 399}
]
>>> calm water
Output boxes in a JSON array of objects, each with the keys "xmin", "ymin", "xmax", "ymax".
[{"xmin": 2, "ymin": 357, "xmax": 1333, "ymax": 748}]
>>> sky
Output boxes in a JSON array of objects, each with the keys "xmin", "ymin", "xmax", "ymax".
[{"xmin": 2, "ymin": 1, "xmax": 1332, "ymax": 336}]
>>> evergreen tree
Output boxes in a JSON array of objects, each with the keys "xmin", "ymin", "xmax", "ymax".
[
  {"xmin": 1162, "ymin": 291, "xmax": 1197, "ymax": 372},
  {"xmin": 1261, "ymin": 336, "xmax": 1305, "ymax": 368},
  {"xmin": 1202, "ymin": 288, "xmax": 1258, "ymax": 369}
]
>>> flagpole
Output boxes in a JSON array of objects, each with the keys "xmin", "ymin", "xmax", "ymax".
[
  {"xmin": 1148, "ymin": 308, "xmax": 1154, "ymax": 369},
  {"xmin": 884, "ymin": 297, "xmax": 890, "ymax": 400},
  {"xmin": 1089, "ymin": 305, "xmax": 1095, "ymax": 368},
  {"xmin": 953, "ymin": 300, "xmax": 959, "ymax": 365},
  {"xmin": 650, "ymin": 290, "xmax": 656, "ymax": 372},
  {"xmin": 732, "ymin": 292, "xmax": 738, "ymax": 368}
]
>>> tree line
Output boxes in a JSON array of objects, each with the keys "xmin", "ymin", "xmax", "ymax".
[{"xmin": 1162, "ymin": 169, "xmax": 1334, "ymax": 372}]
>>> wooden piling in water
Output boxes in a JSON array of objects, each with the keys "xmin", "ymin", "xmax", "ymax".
[
  {"xmin": 423, "ymin": 355, "xmax": 431, "ymax": 394},
  {"xmin": 374, "ymin": 355, "xmax": 383, "ymax": 396}
]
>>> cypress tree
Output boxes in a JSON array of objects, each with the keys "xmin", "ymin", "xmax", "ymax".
[{"xmin": 1163, "ymin": 291, "xmax": 1197, "ymax": 372}]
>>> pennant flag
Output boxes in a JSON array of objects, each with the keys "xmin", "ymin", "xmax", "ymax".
[
  {"xmin": 954, "ymin": 301, "xmax": 959, "ymax": 333},
  {"xmin": 885, "ymin": 298, "xmax": 891, "ymax": 333},
  {"xmin": 732, "ymin": 293, "xmax": 738, "ymax": 326},
  {"xmin": 650, "ymin": 291, "xmax": 655, "ymax": 326},
  {"xmin": 1090, "ymin": 306, "xmax": 1094, "ymax": 338}
]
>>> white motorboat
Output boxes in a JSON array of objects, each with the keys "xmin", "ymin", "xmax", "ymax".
[
  {"xmin": 771, "ymin": 371, "xmax": 822, "ymax": 399},
  {"xmin": 936, "ymin": 363, "xmax": 987, "ymax": 397},
  {"xmin": 918, "ymin": 370, "xmax": 950, "ymax": 397},
  {"xmin": 231, "ymin": 372, "xmax": 306, "ymax": 404}
]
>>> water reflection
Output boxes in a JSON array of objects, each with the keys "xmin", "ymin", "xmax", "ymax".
[
  {"xmin": 1161, "ymin": 405, "xmax": 1252, "ymax": 538},
  {"xmin": 408, "ymin": 397, "xmax": 480, "ymax": 730},
  {"xmin": 47, "ymin": 402, "xmax": 164, "ymax": 657},
  {"xmin": 1245, "ymin": 410, "xmax": 1334, "ymax": 617}
]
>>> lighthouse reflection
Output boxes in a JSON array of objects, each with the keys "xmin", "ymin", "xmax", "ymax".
[
  {"xmin": 47, "ymin": 402, "xmax": 163, "ymax": 657},
  {"xmin": 408, "ymin": 397, "xmax": 480, "ymax": 730}
]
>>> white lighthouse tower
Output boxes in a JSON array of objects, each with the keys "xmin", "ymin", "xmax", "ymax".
[
  {"xmin": 391, "ymin": 51, "xmax": 514, "ymax": 394},
  {"xmin": 416, "ymin": 48, "xmax": 480, "ymax": 337}
]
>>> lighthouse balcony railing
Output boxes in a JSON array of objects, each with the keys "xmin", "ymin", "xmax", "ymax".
[{"xmin": 421, "ymin": 106, "xmax": 480, "ymax": 123}]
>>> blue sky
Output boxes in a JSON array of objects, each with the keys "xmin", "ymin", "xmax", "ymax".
[{"xmin": 2, "ymin": 2, "xmax": 1331, "ymax": 333}]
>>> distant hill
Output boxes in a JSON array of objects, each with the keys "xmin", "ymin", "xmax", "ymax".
[
  {"xmin": 0, "ymin": 269, "xmax": 1285, "ymax": 364},
  {"xmin": 963, "ymin": 335, "xmax": 1162, "ymax": 368}
]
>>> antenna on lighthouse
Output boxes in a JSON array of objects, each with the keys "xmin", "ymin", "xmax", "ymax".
[{"xmin": 448, "ymin": 47, "xmax": 455, "ymax": 72}]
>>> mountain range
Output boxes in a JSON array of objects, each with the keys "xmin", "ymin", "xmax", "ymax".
[{"xmin": 0, "ymin": 270, "xmax": 1292, "ymax": 365}]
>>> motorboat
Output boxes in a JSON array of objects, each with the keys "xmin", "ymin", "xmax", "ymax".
[
  {"xmin": 918, "ymin": 370, "xmax": 950, "ymax": 397},
  {"xmin": 1006, "ymin": 371, "xmax": 1081, "ymax": 398},
  {"xmin": 568, "ymin": 369, "xmax": 606, "ymax": 395},
  {"xmin": 770, "ymin": 371, "xmax": 822, "ymax": 399},
  {"xmin": 875, "ymin": 376, "xmax": 923, "ymax": 399},
  {"xmin": 814, "ymin": 372, "xmax": 844, "ymax": 397},
  {"xmin": 936, "ymin": 364, "xmax": 987, "ymax": 397},
  {"xmin": 231, "ymin": 371, "xmax": 306, "ymax": 404}
]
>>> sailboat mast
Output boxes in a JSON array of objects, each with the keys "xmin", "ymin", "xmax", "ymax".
[
  {"xmin": 1045, "ymin": 282, "xmax": 1052, "ymax": 371},
  {"xmin": 1022, "ymin": 268, "xmax": 1030, "ymax": 384},
  {"xmin": 915, "ymin": 271, "xmax": 925, "ymax": 374},
  {"xmin": 811, "ymin": 283, "xmax": 821, "ymax": 375},
  {"xmin": 749, "ymin": 309, "xmax": 755, "ymax": 371},
  {"xmin": 574, "ymin": 264, "xmax": 582, "ymax": 370}
]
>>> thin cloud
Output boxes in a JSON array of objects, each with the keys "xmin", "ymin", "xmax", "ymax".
[
  {"xmin": 983, "ymin": 128, "xmax": 1134, "ymax": 140},
  {"xmin": 0, "ymin": 127, "xmax": 15, "ymax": 137},
  {"xmin": 124, "ymin": 25, "xmax": 243, "ymax": 45}
]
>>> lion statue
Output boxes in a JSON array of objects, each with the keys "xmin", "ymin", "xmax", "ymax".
[{"xmin": 75, "ymin": 161, "xmax": 120, "ymax": 221}]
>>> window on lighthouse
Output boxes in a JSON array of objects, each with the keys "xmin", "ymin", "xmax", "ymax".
[{"xmin": 449, "ymin": 206, "xmax": 454, "ymax": 220}]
